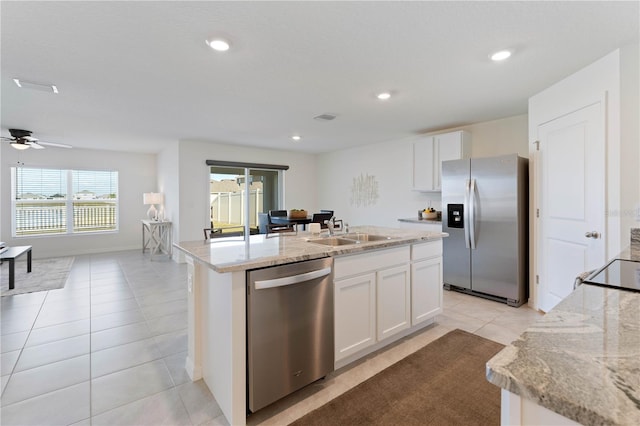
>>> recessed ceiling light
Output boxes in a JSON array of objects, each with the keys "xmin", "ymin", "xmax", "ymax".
[
  {"xmin": 13, "ymin": 78, "xmax": 59, "ymax": 94},
  {"xmin": 377, "ymin": 92, "xmax": 392, "ymax": 100},
  {"xmin": 490, "ymin": 50, "xmax": 512, "ymax": 61},
  {"xmin": 291, "ymin": 135, "xmax": 301, "ymax": 142},
  {"xmin": 206, "ymin": 39, "xmax": 230, "ymax": 52}
]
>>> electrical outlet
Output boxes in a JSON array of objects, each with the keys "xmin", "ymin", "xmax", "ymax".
[
  {"xmin": 188, "ymin": 275, "xmax": 193, "ymax": 293},
  {"xmin": 635, "ymin": 203, "xmax": 640, "ymax": 222}
]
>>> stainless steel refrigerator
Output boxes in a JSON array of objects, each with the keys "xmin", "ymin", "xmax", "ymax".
[{"xmin": 442, "ymin": 154, "xmax": 528, "ymax": 307}]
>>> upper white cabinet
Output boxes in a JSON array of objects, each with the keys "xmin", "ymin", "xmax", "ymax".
[{"xmin": 412, "ymin": 130, "xmax": 471, "ymax": 191}]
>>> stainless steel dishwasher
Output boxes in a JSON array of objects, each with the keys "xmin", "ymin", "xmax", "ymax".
[{"xmin": 247, "ymin": 257, "xmax": 334, "ymax": 413}]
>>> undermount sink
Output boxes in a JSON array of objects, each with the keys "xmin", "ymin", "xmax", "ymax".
[
  {"xmin": 307, "ymin": 233, "xmax": 396, "ymax": 246},
  {"xmin": 341, "ymin": 233, "xmax": 394, "ymax": 242},
  {"xmin": 308, "ymin": 237, "xmax": 358, "ymax": 246}
]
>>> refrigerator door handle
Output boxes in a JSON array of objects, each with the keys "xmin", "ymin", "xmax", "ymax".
[
  {"xmin": 464, "ymin": 179, "xmax": 471, "ymax": 249},
  {"xmin": 469, "ymin": 178, "xmax": 477, "ymax": 249}
]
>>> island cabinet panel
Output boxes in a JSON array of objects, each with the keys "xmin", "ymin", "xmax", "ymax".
[
  {"xmin": 376, "ymin": 264, "xmax": 411, "ymax": 341},
  {"xmin": 411, "ymin": 257, "xmax": 443, "ymax": 325},
  {"xmin": 411, "ymin": 240, "xmax": 443, "ymax": 325},
  {"xmin": 334, "ymin": 273, "xmax": 377, "ymax": 361}
]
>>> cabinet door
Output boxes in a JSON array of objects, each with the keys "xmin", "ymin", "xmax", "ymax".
[
  {"xmin": 434, "ymin": 132, "xmax": 463, "ymax": 190},
  {"xmin": 411, "ymin": 257, "xmax": 443, "ymax": 325},
  {"xmin": 376, "ymin": 265, "xmax": 411, "ymax": 341},
  {"xmin": 334, "ymin": 273, "xmax": 376, "ymax": 361},
  {"xmin": 412, "ymin": 137, "xmax": 436, "ymax": 191}
]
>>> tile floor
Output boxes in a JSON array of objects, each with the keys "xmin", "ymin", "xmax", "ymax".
[{"xmin": 1, "ymin": 250, "xmax": 543, "ymax": 425}]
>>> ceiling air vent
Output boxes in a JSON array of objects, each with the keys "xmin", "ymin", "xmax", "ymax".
[{"xmin": 313, "ymin": 114, "xmax": 337, "ymax": 121}]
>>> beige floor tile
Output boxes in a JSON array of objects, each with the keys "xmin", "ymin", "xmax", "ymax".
[
  {"xmin": 1, "ymin": 350, "xmax": 20, "ymax": 376},
  {"xmin": 153, "ymin": 329, "xmax": 188, "ymax": 357},
  {"xmin": 91, "ymin": 321, "xmax": 152, "ymax": 352},
  {"xmin": 26, "ymin": 319, "xmax": 90, "ymax": 347},
  {"xmin": 177, "ymin": 379, "xmax": 223, "ymax": 425},
  {"xmin": 91, "ymin": 388, "xmax": 191, "ymax": 426},
  {"xmin": 1, "ymin": 331, "xmax": 29, "ymax": 354},
  {"xmin": 91, "ymin": 337, "xmax": 163, "ymax": 378},
  {"xmin": 91, "ymin": 359, "xmax": 174, "ymax": 415},
  {"xmin": 91, "ymin": 309, "xmax": 146, "ymax": 332},
  {"xmin": 1, "ymin": 355, "xmax": 90, "ymax": 406},
  {"xmin": 474, "ymin": 322, "xmax": 524, "ymax": 346},
  {"xmin": 0, "ymin": 381, "xmax": 90, "ymax": 426},
  {"xmin": 15, "ymin": 334, "xmax": 90, "ymax": 372},
  {"xmin": 162, "ymin": 351, "xmax": 190, "ymax": 386}
]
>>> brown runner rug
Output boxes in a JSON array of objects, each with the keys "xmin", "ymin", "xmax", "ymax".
[{"xmin": 290, "ymin": 329, "xmax": 505, "ymax": 426}]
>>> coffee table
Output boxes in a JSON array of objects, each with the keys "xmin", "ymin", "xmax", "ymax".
[{"xmin": 1, "ymin": 246, "xmax": 32, "ymax": 290}]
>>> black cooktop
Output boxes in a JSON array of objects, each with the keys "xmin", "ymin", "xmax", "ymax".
[{"xmin": 583, "ymin": 259, "xmax": 640, "ymax": 293}]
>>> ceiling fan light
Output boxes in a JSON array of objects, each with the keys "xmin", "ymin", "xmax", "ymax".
[{"xmin": 10, "ymin": 142, "xmax": 30, "ymax": 150}]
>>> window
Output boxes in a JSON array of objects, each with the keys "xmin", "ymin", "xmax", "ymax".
[{"xmin": 12, "ymin": 167, "xmax": 118, "ymax": 237}]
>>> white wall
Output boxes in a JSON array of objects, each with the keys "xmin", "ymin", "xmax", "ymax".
[
  {"xmin": 157, "ymin": 141, "xmax": 180, "ymax": 251},
  {"xmin": 620, "ymin": 42, "xmax": 640, "ymax": 241},
  {"xmin": 172, "ymin": 140, "xmax": 318, "ymax": 246},
  {"xmin": 0, "ymin": 144, "xmax": 157, "ymax": 258},
  {"xmin": 316, "ymin": 114, "xmax": 528, "ymax": 227}
]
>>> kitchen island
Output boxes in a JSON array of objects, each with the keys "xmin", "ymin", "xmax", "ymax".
[
  {"xmin": 486, "ymin": 247, "xmax": 640, "ymax": 426},
  {"xmin": 174, "ymin": 226, "xmax": 447, "ymax": 425}
]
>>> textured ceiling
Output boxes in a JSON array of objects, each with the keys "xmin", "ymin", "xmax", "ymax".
[{"xmin": 1, "ymin": 1, "xmax": 638, "ymax": 154}]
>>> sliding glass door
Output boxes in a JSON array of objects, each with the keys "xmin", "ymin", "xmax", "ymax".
[{"xmin": 209, "ymin": 166, "xmax": 282, "ymax": 235}]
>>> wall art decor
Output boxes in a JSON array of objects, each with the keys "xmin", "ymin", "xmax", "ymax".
[{"xmin": 350, "ymin": 173, "xmax": 379, "ymax": 207}]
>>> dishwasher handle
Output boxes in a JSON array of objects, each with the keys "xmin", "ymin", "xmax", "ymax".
[{"xmin": 254, "ymin": 266, "xmax": 332, "ymax": 290}]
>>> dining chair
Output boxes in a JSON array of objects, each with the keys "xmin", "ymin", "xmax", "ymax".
[
  {"xmin": 311, "ymin": 213, "xmax": 334, "ymax": 229},
  {"xmin": 263, "ymin": 211, "xmax": 295, "ymax": 235}
]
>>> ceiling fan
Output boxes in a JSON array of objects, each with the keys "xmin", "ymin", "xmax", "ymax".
[{"xmin": 1, "ymin": 129, "xmax": 72, "ymax": 150}]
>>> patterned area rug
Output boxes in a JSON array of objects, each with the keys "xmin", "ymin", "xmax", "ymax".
[
  {"xmin": 1, "ymin": 257, "xmax": 75, "ymax": 296},
  {"xmin": 290, "ymin": 329, "xmax": 505, "ymax": 426}
]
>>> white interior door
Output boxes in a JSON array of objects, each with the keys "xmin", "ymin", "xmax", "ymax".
[{"xmin": 538, "ymin": 102, "xmax": 605, "ymax": 312}]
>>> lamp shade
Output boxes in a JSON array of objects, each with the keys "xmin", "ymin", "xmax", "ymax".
[{"xmin": 143, "ymin": 192, "xmax": 164, "ymax": 205}]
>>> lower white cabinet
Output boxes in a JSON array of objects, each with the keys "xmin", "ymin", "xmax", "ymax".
[
  {"xmin": 334, "ymin": 272, "xmax": 376, "ymax": 360},
  {"xmin": 334, "ymin": 243, "xmax": 442, "ymax": 364},
  {"xmin": 411, "ymin": 257, "xmax": 443, "ymax": 325},
  {"xmin": 376, "ymin": 264, "xmax": 411, "ymax": 341}
]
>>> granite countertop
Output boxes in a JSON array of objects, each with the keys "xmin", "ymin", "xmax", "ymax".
[
  {"xmin": 486, "ymin": 248, "xmax": 640, "ymax": 425},
  {"xmin": 174, "ymin": 225, "xmax": 447, "ymax": 273},
  {"xmin": 397, "ymin": 217, "xmax": 442, "ymax": 224}
]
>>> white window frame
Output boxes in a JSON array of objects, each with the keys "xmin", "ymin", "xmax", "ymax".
[{"xmin": 11, "ymin": 167, "xmax": 119, "ymax": 237}]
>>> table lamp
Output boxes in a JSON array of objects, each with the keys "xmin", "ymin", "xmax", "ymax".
[{"xmin": 143, "ymin": 192, "xmax": 164, "ymax": 221}]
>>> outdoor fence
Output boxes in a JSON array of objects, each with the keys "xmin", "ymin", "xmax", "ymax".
[
  {"xmin": 210, "ymin": 190, "xmax": 263, "ymax": 228},
  {"xmin": 15, "ymin": 201, "xmax": 117, "ymax": 236}
]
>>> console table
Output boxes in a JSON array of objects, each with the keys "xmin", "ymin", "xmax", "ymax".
[
  {"xmin": 142, "ymin": 220, "xmax": 172, "ymax": 260},
  {"xmin": 1, "ymin": 246, "xmax": 32, "ymax": 290}
]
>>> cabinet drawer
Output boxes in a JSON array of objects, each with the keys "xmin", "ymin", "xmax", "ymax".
[
  {"xmin": 411, "ymin": 240, "xmax": 442, "ymax": 261},
  {"xmin": 334, "ymin": 246, "xmax": 410, "ymax": 279}
]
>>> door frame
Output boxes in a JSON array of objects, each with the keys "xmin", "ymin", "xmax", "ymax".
[{"xmin": 529, "ymin": 50, "xmax": 621, "ymax": 311}]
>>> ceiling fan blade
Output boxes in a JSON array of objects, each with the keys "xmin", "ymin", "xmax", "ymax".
[
  {"xmin": 27, "ymin": 141, "xmax": 45, "ymax": 149},
  {"xmin": 37, "ymin": 141, "xmax": 72, "ymax": 149}
]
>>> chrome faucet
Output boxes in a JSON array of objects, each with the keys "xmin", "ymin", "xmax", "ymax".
[{"xmin": 326, "ymin": 217, "xmax": 335, "ymax": 236}]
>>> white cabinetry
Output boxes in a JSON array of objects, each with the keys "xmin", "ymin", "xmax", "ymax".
[
  {"xmin": 411, "ymin": 241, "xmax": 443, "ymax": 325},
  {"xmin": 334, "ymin": 246, "xmax": 410, "ymax": 362},
  {"xmin": 334, "ymin": 242, "xmax": 443, "ymax": 367},
  {"xmin": 334, "ymin": 272, "xmax": 376, "ymax": 360},
  {"xmin": 376, "ymin": 264, "xmax": 411, "ymax": 341},
  {"xmin": 412, "ymin": 130, "xmax": 470, "ymax": 191}
]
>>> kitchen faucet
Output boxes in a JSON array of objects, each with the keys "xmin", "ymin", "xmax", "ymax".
[{"xmin": 326, "ymin": 217, "xmax": 335, "ymax": 236}]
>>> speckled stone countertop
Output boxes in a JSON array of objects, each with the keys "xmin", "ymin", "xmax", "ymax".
[
  {"xmin": 487, "ymin": 248, "xmax": 640, "ymax": 425},
  {"xmin": 397, "ymin": 217, "xmax": 442, "ymax": 225},
  {"xmin": 174, "ymin": 226, "xmax": 447, "ymax": 273}
]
